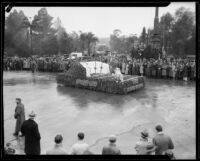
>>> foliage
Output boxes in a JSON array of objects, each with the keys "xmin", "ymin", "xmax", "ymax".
[
  {"xmin": 110, "ymin": 29, "xmax": 137, "ymax": 56},
  {"xmin": 5, "ymin": 9, "xmax": 30, "ymax": 57},
  {"xmin": 160, "ymin": 8, "xmax": 195, "ymax": 57},
  {"xmin": 4, "ymin": 7, "xmax": 195, "ymax": 58}
]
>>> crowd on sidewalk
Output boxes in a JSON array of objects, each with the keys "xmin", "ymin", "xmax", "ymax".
[
  {"xmin": 3, "ymin": 56, "xmax": 196, "ymax": 81},
  {"xmin": 3, "ymin": 56, "xmax": 69, "ymax": 73},
  {"xmin": 115, "ymin": 57, "xmax": 196, "ymax": 81}
]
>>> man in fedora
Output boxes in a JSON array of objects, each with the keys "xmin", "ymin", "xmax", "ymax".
[
  {"xmin": 13, "ymin": 98, "xmax": 25, "ymax": 137},
  {"xmin": 21, "ymin": 111, "xmax": 41, "ymax": 155},
  {"xmin": 102, "ymin": 135, "xmax": 121, "ymax": 155}
]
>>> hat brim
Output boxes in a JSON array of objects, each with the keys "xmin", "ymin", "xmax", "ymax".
[{"xmin": 29, "ymin": 114, "xmax": 36, "ymax": 117}]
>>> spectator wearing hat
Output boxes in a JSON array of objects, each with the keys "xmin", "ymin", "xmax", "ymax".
[
  {"xmin": 102, "ymin": 135, "xmax": 121, "ymax": 155},
  {"xmin": 21, "ymin": 111, "xmax": 41, "ymax": 155},
  {"xmin": 13, "ymin": 98, "xmax": 25, "ymax": 137},
  {"xmin": 46, "ymin": 134, "xmax": 68, "ymax": 155},
  {"xmin": 135, "ymin": 130, "xmax": 155, "ymax": 155},
  {"xmin": 71, "ymin": 132, "xmax": 90, "ymax": 155},
  {"xmin": 152, "ymin": 125, "xmax": 174, "ymax": 155}
]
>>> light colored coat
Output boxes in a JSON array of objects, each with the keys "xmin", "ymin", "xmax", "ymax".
[
  {"xmin": 46, "ymin": 144, "xmax": 68, "ymax": 155},
  {"xmin": 135, "ymin": 138, "xmax": 155, "ymax": 155},
  {"xmin": 71, "ymin": 141, "xmax": 89, "ymax": 155}
]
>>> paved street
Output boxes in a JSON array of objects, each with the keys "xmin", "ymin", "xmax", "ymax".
[{"xmin": 3, "ymin": 71, "xmax": 195, "ymax": 158}]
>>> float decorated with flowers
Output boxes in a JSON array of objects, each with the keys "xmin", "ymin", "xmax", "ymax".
[{"xmin": 56, "ymin": 60, "xmax": 145, "ymax": 94}]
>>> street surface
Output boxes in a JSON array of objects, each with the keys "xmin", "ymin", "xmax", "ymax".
[{"xmin": 3, "ymin": 71, "xmax": 195, "ymax": 158}]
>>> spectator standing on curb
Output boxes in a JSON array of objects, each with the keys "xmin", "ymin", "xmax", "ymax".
[{"xmin": 152, "ymin": 125, "xmax": 174, "ymax": 155}]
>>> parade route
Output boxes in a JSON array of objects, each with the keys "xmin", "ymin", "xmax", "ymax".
[{"xmin": 3, "ymin": 71, "xmax": 196, "ymax": 158}]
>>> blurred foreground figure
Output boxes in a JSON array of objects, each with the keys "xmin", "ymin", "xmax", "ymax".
[
  {"xmin": 4, "ymin": 143, "xmax": 15, "ymax": 155},
  {"xmin": 135, "ymin": 130, "xmax": 155, "ymax": 155},
  {"xmin": 13, "ymin": 98, "xmax": 25, "ymax": 137},
  {"xmin": 153, "ymin": 125, "xmax": 174, "ymax": 155},
  {"xmin": 46, "ymin": 134, "xmax": 68, "ymax": 155},
  {"xmin": 21, "ymin": 111, "xmax": 41, "ymax": 155},
  {"xmin": 71, "ymin": 132, "xmax": 89, "ymax": 155},
  {"xmin": 102, "ymin": 135, "xmax": 121, "ymax": 155},
  {"xmin": 164, "ymin": 150, "xmax": 176, "ymax": 160}
]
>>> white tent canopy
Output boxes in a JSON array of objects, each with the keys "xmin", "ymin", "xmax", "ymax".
[{"xmin": 80, "ymin": 61, "xmax": 110, "ymax": 77}]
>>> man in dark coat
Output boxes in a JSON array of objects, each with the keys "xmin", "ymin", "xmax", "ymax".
[
  {"xmin": 102, "ymin": 135, "xmax": 121, "ymax": 155},
  {"xmin": 13, "ymin": 98, "xmax": 25, "ymax": 136},
  {"xmin": 152, "ymin": 125, "xmax": 174, "ymax": 155},
  {"xmin": 21, "ymin": 111, "xmax": 41, "ymax": 155}
]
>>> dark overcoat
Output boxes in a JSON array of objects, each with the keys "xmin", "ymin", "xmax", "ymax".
[
  {"xmin": 21, "ymin": 119, "xmax": 41, "ymax": 155},
  {"xmin": 14, "ymin": 103, "xmax": 25, "ymax": 133}
]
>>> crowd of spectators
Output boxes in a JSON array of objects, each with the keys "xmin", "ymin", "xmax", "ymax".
[
  {"xmin": 3, "ymin": 56, "xmax": 196, "ymax": 81},
  {"xmin": 3, "ymin": 56, "xmax": 69, "ymax": 73},
  {"xmin": 115, "ymin": 57, "xmax": 196, "ymax": 81}
]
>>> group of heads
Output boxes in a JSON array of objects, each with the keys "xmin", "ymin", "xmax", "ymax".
[
  {"xmin": 53, "ymin": 132, "xmax": 85, "ymax": 145},
  {"xmin": 140, "ymin": 125, "xmax": 163, "ymax": 139},
  {"xmin": 53, "ymin": 132, "xmax": 117, "ymax": 145}
]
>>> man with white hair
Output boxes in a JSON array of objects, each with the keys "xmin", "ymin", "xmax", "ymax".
[
  {"xmin": 102, "ymin": 135, "xmax": 121, "ymax": 155},
  {"xmin": 21, "ymin": 111, "xmax": 41, "ymax": 155}
]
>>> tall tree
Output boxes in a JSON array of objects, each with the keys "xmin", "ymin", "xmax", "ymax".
[
  {"xmin": 80, "ymin": 32, "xmax": 87, "ymax": 53},
  {"xmin": 5, "ymin": 9, "xmax": 30, "ymax": 57},
  {"xmin": 30, "ymin": 8, "xmax": 58, "ymax": 56},
  {"xmin": 85, "ymin": 32, "xmax": 98, "ymax": 56},
  {"xmin": 140, "ymin": 27, "xmax": 146, "ymax": 44},
  {"xmin": 160, "ymin": 12, "xmax": 174, "ymax": 53},
  {"xmin": 171, "ymin": 7, "xmax": 195, "ymax": 56}
]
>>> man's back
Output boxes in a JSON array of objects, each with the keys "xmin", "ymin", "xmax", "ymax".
[
  {"xmin": 135, "ymin": 139, "xmax": 154, "ymax": 155},
  {"xmin": 71, "ymin": 142, "xmax": 89, "ymax": 155},
  {"xmin": 46, "ymin": 145, "xmax": 68, "ymax": 155},
  {"xmin": 153, "ymin": 133, "xmax": 174, "ymax": 155},
  {"xmin": 102, "ymin": 143, "xmax": 121, "ymax": 155},
  {"xmin": 21, "ymin": 119, "xmax": 41, "ymax": 155},
  {"xmin": 22, "ymin": 119, "xmax": 39, "ymax": 137}
]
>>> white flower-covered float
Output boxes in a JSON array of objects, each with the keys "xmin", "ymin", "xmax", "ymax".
[{"xmin": 56, "ymin": 60, "xmax": 145, "ymax": 94}]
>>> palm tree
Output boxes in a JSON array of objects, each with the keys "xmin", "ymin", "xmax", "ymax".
[
  {"xmin": 86, "ymin": 32, "xmax": 98, "ymax": 56},
  {"xmin": 80, "ymin": 32, "xmax": 87, "ymax": 54}
]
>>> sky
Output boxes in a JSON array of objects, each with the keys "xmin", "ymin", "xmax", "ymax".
[{"xmin": 5, "ymin": 2, "xmax": 195, "ymax": 38}]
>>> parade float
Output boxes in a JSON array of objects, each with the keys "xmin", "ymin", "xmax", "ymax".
[{"xmin": 56, "ymin": 60, "xmax": 145, "ymax": 94}]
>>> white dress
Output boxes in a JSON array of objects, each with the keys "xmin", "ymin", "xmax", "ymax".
[{"xmin": 122, "ymin": 62, "xmax": 126, "ymax": 74}]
